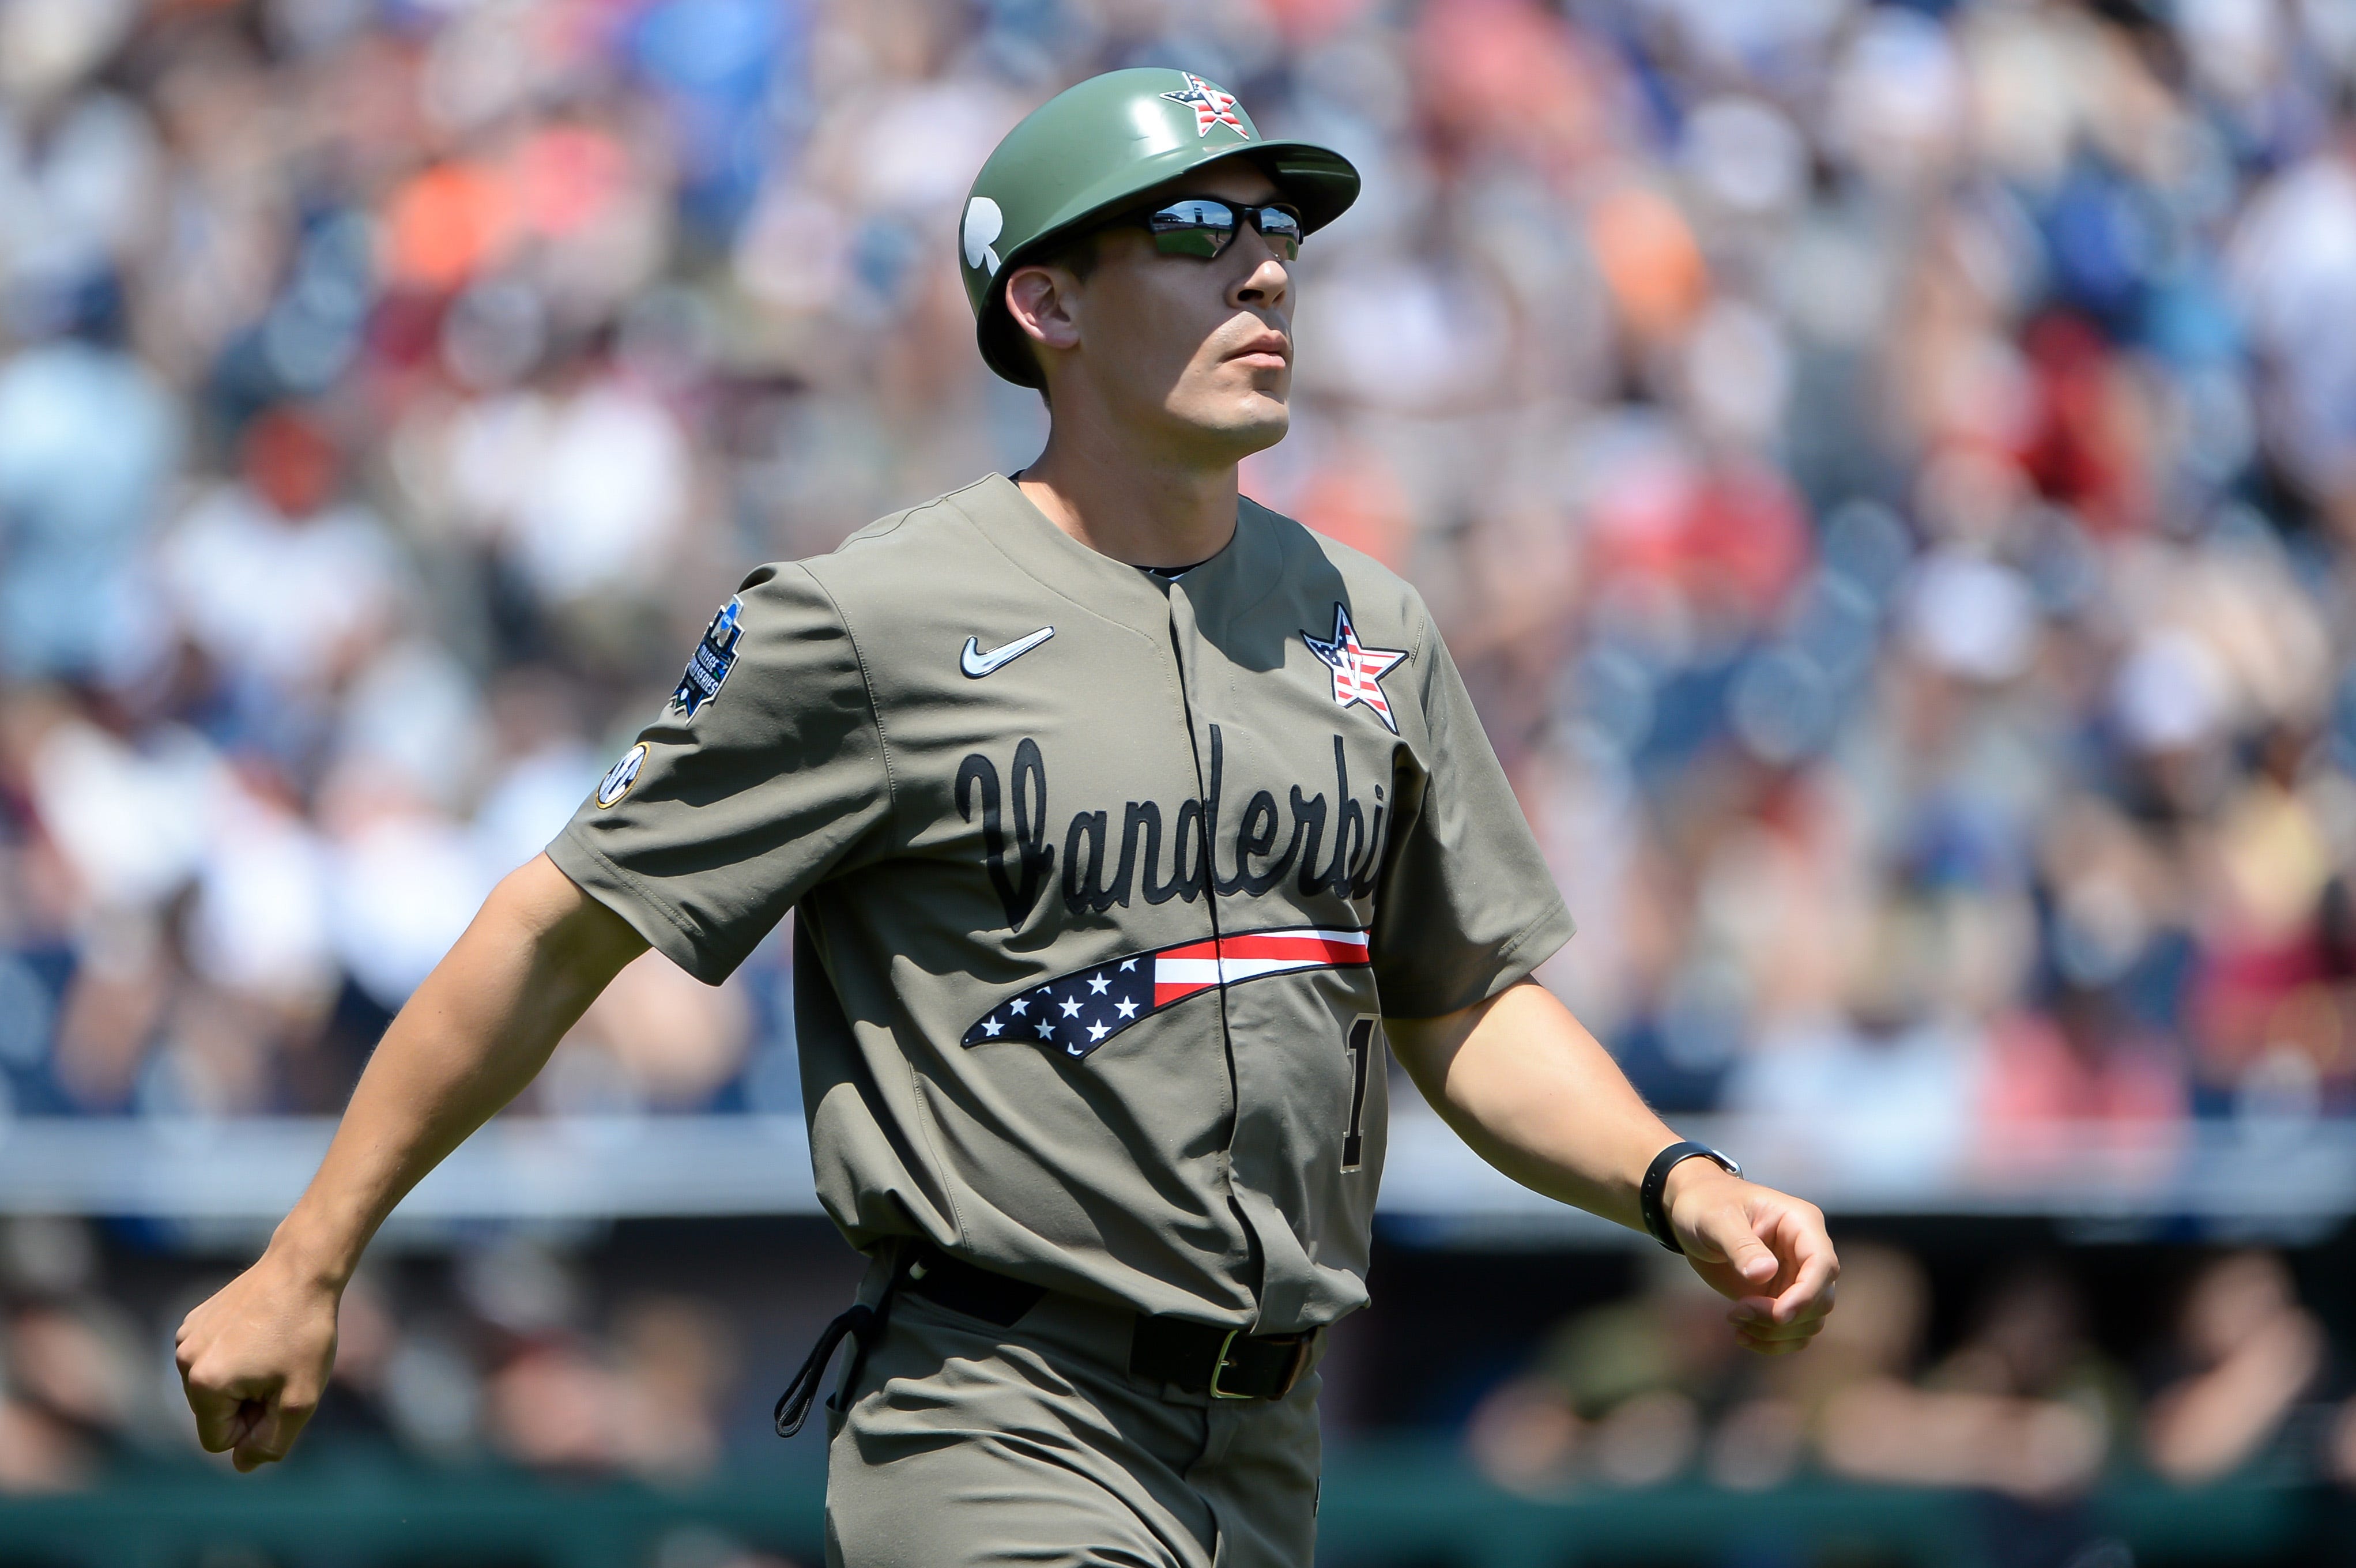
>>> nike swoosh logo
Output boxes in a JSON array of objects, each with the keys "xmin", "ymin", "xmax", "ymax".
[{"xmin": 960, "ymin": 626, "xmax": 1055, "ymax": 678}]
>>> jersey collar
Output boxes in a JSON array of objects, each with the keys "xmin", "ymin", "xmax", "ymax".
[{"xmin": 945, "ymin": 472, "xmax": 1280, "ymax": 638}]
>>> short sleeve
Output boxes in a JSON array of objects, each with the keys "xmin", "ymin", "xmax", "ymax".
[
  {"xmin": 547, "ymin": 563, "xmax": 894, "ymax": 984},
  {"xmin": 1369, "ymin": 612, "xmax": 1575, "ymax": 1018}
]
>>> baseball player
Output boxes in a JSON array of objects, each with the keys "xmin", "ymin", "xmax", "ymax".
[{"xmin": 176, "ymin": 69, "xmax": 1837, "ymax": 1566}]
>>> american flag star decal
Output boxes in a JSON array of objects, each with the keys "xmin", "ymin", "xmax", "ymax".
[
  {"xmin": 1303, "ymin": 604, "xmax": 1408, "ymax": 736},
  {"xmin": 964, "ymin": 926, "xmax": 1371, "ymax": 1060},
  {"xmin": 1160, "ymin": 73, "xmax": 1249, "ymax": 138}
]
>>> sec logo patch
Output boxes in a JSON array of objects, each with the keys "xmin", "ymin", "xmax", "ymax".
[{"xmin": 596, "ymin": 742, "xmax": 648, "ymax": 809}]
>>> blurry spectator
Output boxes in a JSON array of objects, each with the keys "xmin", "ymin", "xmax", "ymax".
[
  {"xmin": 1925, "ymin": 1263, "xmax": 2135, "ymax": 1471},
  {"xmin": 482, "ymin": 1286, "xmax": 738, "ymax": 1481},
  {"xmin": 609, "ymin": 1294, "xmax": 739, "ymax": 1482},
  {"xmin": 1979, "ymin": 986, "xmax": 2187, "ymax": 1158},
  {"xmin": 2143, "ymin": 1250, "xmax": 2330, "ymax": 1486},
  {"xmin": 1462, "ymin": 1254, "xmax": 2136, "ymax": 1517},
  {"xmin": 540, "ymin": 950, "xmax": 753, "ymax": 1115},
  {"xmin": 316, "ymin": 758, "xmax": 494, "ymax": 1019},
  {"xmin": 439, "ymin": 345, "xmax": 695, "ymax": 647},
  {"xmin": 1783, "ymin": 1244, "xmax": 2108, "ymax": 1501},
  {"xmin": 0, "ymin": 1218, "xmax": 105, "ymax": 1492},
  {"xmin": 1465, "ymin": 1256, "xmax": 1743, "ymax": 1492},
  {"xmin": 469, "ymin": 1234, "xmax": 613, "ymax": 1471},
  {"xmin": 470, "ymin": 666, "xmax": 601, "ymax": 881},
  {"xmin": 0, "ymin": 300, "xmax": 180, "ymax": 684},
  {"xmin": 485, "ymin": 1332, "xmax": 628, "ymax": 1473},
  {"xmin": 157, "ymin": 405, "xmax": 409, "ymax": 765},
  {"xmin": 0, "ymin": 1218, "xmax": 150, "ymax": 1493},
  {"xmin": 1722, "ymin": 900, "xmax": 1988, "ymax": 1191},
  {"xmin": 0, "ymin": 1392, "xmax": 87, "ymax": 1494},
  {"xmin": 4, "ymin": 1300, "xmax": 148, "ymax": 1461},
  {"xmin": 1987, "ymin": 786, "xmax": 2196, "ymax": 1158}
]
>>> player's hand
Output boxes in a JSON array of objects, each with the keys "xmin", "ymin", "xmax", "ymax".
[
  {"xmin": 174, "ymin": 1246, "xmax": 342, "ymax": 1472},
  {"xmin": 1664, "ymin": 1162, "xmax": 1837, "ymax": 1355}
]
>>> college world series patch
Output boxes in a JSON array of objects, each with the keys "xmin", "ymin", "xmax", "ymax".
[{"xmin": 671, "ymin": 597, "xmax": 744, "ymax": 717}]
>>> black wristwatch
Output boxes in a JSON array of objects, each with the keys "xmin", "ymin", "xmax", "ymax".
[{"xmin": 1639, "ymin": 1140, "xmax": 1741, "ymax": 1254}]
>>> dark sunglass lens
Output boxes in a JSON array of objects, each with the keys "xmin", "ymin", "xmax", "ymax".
[
  {"xmin": 1257, "ymin": 206, "xmax": 1303, "ymax": 258},
  {"xmin": 1152, "ymin": 227, "xmax": 1225, "ymax": 259},
  {"xmin": 1181, "ymin": 198, "xmax": 1237, "ymax": 228},
  {"xmin": 1149, "ymin": 198, "xmax": 1237, "ymax": 258}
]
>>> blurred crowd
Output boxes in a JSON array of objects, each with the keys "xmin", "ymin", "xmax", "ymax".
[
  {"xmin": 1, "ymin": 0, "xmax": 2354, "ymax": 1159},
  {"xmin": 0, "ymin": 1216, "xmax": 749, "ymax": 1487},
  {"xmin": 0, "ymin": 1214, "xmax": 815, "ymax": 1568},
  {"xmin": 1465, "ymin": 1242, "xmax": 2356, "ymax": 1552}
]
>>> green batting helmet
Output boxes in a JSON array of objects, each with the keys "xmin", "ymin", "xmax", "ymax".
[{"xmin": 959, "ymin": 67, "xmax": 1360, "ymax": 387}]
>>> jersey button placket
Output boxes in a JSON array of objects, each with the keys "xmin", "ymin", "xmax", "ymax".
[{"xmin": 1160, "ymin": 582, "xmax": 1248, "ymax": 1215}]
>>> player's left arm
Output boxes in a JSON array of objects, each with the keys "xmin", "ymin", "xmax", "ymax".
[{"xmin": 1386, "ymin": 979, "xmax": 1836, "ymax": 1354}]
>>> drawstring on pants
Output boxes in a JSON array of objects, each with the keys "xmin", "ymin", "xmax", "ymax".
[{"xmin": 774, "ymin": 1255, "xmax": 904, "ymax": 1438}]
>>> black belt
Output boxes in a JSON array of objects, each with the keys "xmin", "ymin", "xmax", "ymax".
[
  {"xmin": 1127, "ymin": 1313, "xmax": 1316, "ymax": 1402},
  {"xmin": 774, "ymin": 1240, "xmax": 1313, "ymax": 1436}
]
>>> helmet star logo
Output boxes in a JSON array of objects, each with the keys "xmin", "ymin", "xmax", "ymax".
[
  {"xmin": 1303, "ymin": 604, "xmax": 1407, "ymax": 734},
  {"xmin": 1162, "ymin": 73, "xmax": 1247, "ymax": 138}
]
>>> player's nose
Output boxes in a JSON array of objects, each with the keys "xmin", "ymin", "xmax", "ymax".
[{"xmin": 1231, "ymin": 244, "xmax": 1290, "ymax": 314}]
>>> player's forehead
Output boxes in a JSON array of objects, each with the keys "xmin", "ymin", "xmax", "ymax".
[{"xmin": 1137, "ymin": 156, "xmax": 1283, "ymax": 209}]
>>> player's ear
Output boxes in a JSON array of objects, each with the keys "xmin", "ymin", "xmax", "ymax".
[{"xmin": 1003, "ymin": 263, "xmax": 1083, "ymax": 356}]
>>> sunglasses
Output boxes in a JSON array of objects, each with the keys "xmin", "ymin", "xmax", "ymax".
[{"xmin": 1142, "ymin": 196, "xmax": 1306, "ymax": 261}]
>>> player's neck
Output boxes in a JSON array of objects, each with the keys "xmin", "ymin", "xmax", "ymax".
[{"xmin": 1015, "ymin": 425, "xmax": 1241, "ymax": 570}]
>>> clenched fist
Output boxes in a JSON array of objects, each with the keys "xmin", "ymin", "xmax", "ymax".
[{"xmin": 174, "ymin": 1250, "xmax": 342, "ymax": 1472}]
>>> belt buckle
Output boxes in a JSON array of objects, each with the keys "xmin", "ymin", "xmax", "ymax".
[
  {"xmin": 1207, "ymin": 1329, "xmax": 1312, "ymax": 1400},
  {"xmin": 1208, "ymin": 1329, "xmax": 1253, "ymax": 1400}
]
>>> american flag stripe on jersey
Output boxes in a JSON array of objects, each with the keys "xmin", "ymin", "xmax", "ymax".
[{"xmin": 963, "ymin": 926, "xmax": 1371, "ymax": 1061}]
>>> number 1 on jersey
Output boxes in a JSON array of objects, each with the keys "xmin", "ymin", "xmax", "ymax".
[{"xmin": 1341, "ymin": 1015, "xmax": 1377, "ymax": 1171}]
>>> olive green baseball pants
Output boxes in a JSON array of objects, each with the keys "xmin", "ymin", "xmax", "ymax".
[{"xmin": 822, "ymin": 1276, "xmax": 1325, "ymax": 1567}]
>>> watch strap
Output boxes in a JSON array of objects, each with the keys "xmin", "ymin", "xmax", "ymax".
[{"xmin": 1639, "ymin": 1139, "xmax": 1740, "ymax": 1254}]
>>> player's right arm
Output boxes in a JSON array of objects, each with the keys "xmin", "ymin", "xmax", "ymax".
[{"xmin": 173, "ymin": 853, "xmax": 647, "ymax": 1472}]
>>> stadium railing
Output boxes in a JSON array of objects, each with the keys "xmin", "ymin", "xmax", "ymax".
[{"xmin": 0, "ymin": 1111, "xmax": 2346, "ymax": 1232}]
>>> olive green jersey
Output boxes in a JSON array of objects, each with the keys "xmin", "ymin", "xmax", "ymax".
[{"xmin": 548, "ymin": 474, "xmax": 1574, "ymax": 1333}]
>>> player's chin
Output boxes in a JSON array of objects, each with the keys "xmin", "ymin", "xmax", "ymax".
[
  {"xmin": 1225, "ymin": 377, "xmax": 1294, "ymax": 429},
  {"xmin": 1173, "ymin": 389, "xmax": 1288, "ymax": 458}
]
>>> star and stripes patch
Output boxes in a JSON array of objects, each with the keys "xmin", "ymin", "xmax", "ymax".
[
  {"xmin": 1303, "ymin": 604, "xmax": 1408, "ymax": 736},
  {"xmin": 1161, "ymin": 73, "xmax": 1248, "ymax": 138},
  {"xmin": 964, "ymin": 926, "xmax": 1371, "ymax": 1060}
]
